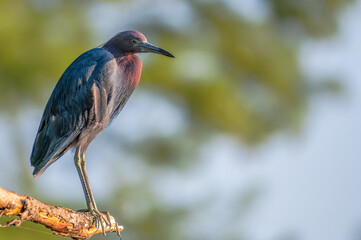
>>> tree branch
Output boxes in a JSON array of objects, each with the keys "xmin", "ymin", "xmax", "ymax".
[{"xmin": 0, "ymin": 186, "xmax": 123, "ymax": 239}]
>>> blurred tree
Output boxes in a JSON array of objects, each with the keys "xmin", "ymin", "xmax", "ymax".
[
  {"xmin": 132, "ymin": 0, "xmax": 354, "ymax": 158},
  {"xmin": 270, "ymin": 0, "xmax": 353, "ymax": 37},
  {"xmin": 0, "ymin": 0, "xmax": 92, "ymax": 109}
]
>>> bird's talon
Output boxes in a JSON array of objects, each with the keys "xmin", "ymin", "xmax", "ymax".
[
  {"xmin": 89, "ymin": 209, "xmax": 109, "ymax": 235},
  {"xmin": 104, "ymin": 211, "xmax": 112, "ymax": 225}
]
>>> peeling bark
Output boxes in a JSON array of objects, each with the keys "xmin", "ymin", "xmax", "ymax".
[{"xmin": 0, "ymin": 186, "xmax": 123, "ymax": 239}]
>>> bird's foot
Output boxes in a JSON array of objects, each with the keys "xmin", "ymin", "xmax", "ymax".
[
  {"xmin": 78, "ymin": 209, "xmax": 121, "ymax": 237},
  {"xmin": 89, "ymin": 209, "xmax": 111, "ymax": 236},
  {"xmin": 92, "ymin": 210, "xmax": 122, "ymax": 237}
]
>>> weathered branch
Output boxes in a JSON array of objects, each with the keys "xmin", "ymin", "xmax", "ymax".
[{"xmin": 0, "ymin": 186, "xmax": 123, "ymax": 239}]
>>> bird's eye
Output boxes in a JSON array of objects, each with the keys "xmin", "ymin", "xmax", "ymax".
[{"xmin": 131, "ymin": 39, "xmax": 137, "ymax": 45}]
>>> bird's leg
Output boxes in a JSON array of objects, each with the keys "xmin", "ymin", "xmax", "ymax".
[
  {"xmin": 74, "ymin": 147, "xmax": 110, "ymax": 235},
  {"xmin": 74, "ymin": 147, "xmax": 93, "ymax": 210},
  {"xmin": 79, "ymin": 151, "xmax": 112, "ymax": 226}
]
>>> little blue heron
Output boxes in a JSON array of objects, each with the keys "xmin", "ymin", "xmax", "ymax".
[{"xmin": 30, "ymin": 30, "xmax": 174, "ymax": 233}]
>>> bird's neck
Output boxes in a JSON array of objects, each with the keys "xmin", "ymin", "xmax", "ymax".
[
  {"xmin": 116, "ymin": 54, "xmax": 142, "ymax": 88},
  {"xmin": 102, "ymin": 43, "xmax": 142, "ymax": 87},
  {"xmin": 103, "ymin": 44, "xmax": 125, "ymax": 58}
]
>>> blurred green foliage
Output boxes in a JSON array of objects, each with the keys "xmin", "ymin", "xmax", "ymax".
[
  {"xmin": 0, "ymin": 0, "xmax": 354, "ymax": 239},
  {"xmin": 270, "ymin": 0, "xmax": 352, "ymax": 37},
  {"xmin": 142, "ymin": 1, "xmax": 304, "ymax": 145},
  {"xmin": 0, "ymin": 0, "xmax": 92, "ymax": 107}
]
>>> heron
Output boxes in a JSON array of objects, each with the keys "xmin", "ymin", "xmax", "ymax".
[{"xmin": 30, "ymin": 30, "xmax": 174, "ymax": 233}]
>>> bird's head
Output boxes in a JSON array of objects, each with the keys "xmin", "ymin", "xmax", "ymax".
[{"xmin": 104, "ymin": 30, "xmax": 175, "ymax": 58}]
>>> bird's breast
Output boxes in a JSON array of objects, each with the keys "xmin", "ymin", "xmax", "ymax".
[
  {"xmin": 116, "ymin": 55, "xmax": 142, "ymax": 87},
  {"xmin": 102, "ymin": 54, "xmax": 142, "ymax": 123}
]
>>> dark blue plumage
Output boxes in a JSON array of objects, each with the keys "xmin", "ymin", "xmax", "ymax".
[
  {"xmin": 30, "ymin": 30, "xmax": 174, "ymax": 232},
  {"xmin": 30, "ymin": 48, "xmax": 140, "ymax": 177}
]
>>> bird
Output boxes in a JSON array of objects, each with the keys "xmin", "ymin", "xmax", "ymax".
[{"xmin": 30, "ymin": 30, "xmax": 174, "ymax": 233}]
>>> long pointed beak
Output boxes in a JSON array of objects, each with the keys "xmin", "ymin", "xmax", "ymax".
[{"xmin": 139, "ymin": 42, "xmax": 175, "ymax": 58}]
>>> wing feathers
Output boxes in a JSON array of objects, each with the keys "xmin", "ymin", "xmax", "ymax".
[
  {"xmin": 91, "ymin": 83, "xmax": 107, "ymax": 123},
  {"xmin": 30, "ymin": 48, "xmax": 117, "ymax": 176}
]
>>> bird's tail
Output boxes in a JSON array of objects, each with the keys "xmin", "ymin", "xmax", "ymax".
[{"xmin": 30, "ymin": 131, "xmax": 76, "ymax": 178}]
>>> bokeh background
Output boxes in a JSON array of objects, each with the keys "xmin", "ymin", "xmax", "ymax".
[{"xmin": 1, "ymin": 0, "xmax": 361, "ymax": 239}]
